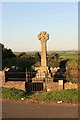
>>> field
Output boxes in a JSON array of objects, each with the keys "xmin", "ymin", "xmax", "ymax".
[{"xmin": 59, "ymin": 54, "xmax": 78, "ymax": 60}]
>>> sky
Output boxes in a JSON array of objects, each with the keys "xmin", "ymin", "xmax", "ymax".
[{"xmin": 0, "ymin": 1, "xmax": 78, "ymax": 52}]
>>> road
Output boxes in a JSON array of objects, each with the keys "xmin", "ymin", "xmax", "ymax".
[{"xmin": 2, "ymin": 99, "xmax": 78, "ymax": 118}]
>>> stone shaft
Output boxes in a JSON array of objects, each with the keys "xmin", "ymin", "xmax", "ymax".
[
  {"xmin": 38, "ymin": 31, "xmax": 49, "ymax": 68},
  {"xmin": 41, "ymin": 40, "xmax": 47, "ymax": 67}
]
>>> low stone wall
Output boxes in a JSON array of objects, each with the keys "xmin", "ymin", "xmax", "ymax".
[
  {"xmin": 0, "ymin": 81, "xmax": 2, "ymax": 87},
  {"xmin": 64, "ymin": 82, "xmax": 78, "ymax": 89},
  {"xmin": 2, "ymin": 81, "xmax": 26, "ymax": 91},
  {"xmin": 0, "ymin": 71, "xmax": 26, "ymax": 91},
  {"xmin": 45, "ymin": 82, "xmax": 59, "ymax": 91},
  {"xmin": 0, "ymin": 71, "xmax": 5, "ymax": 82},
  {"xmin": 0, "ymin": 71, "xmax": 2, "ymax": 79},
  {"xmin": 0, "ymin": 71, "xmax": 78, "ymax": 91},
  {"xmin": 45, "ymin": 81, "xmax": 78, "ymax": 91}
]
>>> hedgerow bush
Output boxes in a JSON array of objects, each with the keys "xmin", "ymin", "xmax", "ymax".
[{"xmin": 65, "ymin": 60, "xmax": 78, "ymax": 83}]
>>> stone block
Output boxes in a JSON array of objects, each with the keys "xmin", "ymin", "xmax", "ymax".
[
  {"xmin": 45, "ymin": 82, "xmax": 59, "ymax": 91},
  {"xmin": 64, "ymin": 82, "xmax": 78, "ymax": 89},
  {"xmin": 58, "ymin": 80, "xmax": 63, "ymax": 90},
  {"xmin": 2, "ymin": 81, "xmax": 26, "ymax": 91}
]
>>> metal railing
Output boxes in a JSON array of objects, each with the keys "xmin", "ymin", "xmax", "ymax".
[{"xmin": 4, "ymin": 68, "xmax": 79, "ymax": 91}]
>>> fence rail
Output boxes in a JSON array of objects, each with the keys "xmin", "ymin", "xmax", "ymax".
[
  {"xmin": 4, "ymin": 68, "xmax": 79, "ymax": 91},
  {"xmin": 5, "ymin": 70, "xmax": 79, "ymax": 81}
]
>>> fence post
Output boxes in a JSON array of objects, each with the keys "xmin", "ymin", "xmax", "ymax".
[
  {"xmin": 25, "ymin": 68, "xmax": 28, "ymax": 91},
  {"xmin": 2, "ymin": 70, "xmax": 6, "ymax": 83},
  {"xmin": 26, "ymin": 68, "xmax": 27, "ymax": 82},
  {"xmin": 58, "ymin": 80, "xmax": 63, "ymax": 90},
  {"xmin": 43, "ymin": 82, "xmax": 46, "ymax": 91}
]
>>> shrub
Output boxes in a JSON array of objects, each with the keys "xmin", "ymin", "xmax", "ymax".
[{"xmin": 65, "ymin": 60, "xmax": 78, "ymax": 83}]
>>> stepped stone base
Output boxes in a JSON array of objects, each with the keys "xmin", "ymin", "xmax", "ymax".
[{"xmin": 32, "ymin": 66, "xmax": 50, "ymax": 82}]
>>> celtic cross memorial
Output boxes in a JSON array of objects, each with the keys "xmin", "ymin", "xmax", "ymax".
[{"xmin": 38, "ymin": 31, "xmax": 49, "ymax": 68}]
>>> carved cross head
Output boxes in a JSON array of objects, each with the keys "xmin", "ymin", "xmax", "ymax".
[{"xmin": 38, "ymin": 31, "xmax": 49, "ymax": 42}]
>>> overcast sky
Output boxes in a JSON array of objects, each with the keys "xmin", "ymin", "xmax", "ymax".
[{"xmin": 0, "ymin": 1, "xmax": 78, "ymax": 52}]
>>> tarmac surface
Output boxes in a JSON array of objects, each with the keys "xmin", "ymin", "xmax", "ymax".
[{"xmin": 1, "ymin": 99, "xmax": 79, "ymax": 118}]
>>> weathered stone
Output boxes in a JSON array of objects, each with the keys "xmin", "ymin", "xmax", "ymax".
[
  {"xmin": 45, "ymin": 82, "xmax": 59, "ymax": 91},
  {"xmin": 38, "ymin": 31, "xmax": 49, "ymax": 68},
  {"xmin": 58, "ymin": 80, "xmax": 63, "ymax": 90},
  {"xmin": 2, "ymin": 81, "xmax": 26, "ymax": 91},
  {"xmin": 64, "ymin": 82, "xmax": 78, "ymax": 89}
]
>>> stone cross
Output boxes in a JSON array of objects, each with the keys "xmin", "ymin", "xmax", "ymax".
[{"xmin": 38, "ymin": 31, "xmax": 49, "ymax": 67}]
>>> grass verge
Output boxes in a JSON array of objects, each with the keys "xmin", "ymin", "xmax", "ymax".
[{"xmin": 0, "ymin": 87, "xmax": 80, "ymax": 103}]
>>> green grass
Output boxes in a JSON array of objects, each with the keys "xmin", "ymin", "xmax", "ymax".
[
  {"xmin": 30, "ymin": 89, "xmax": 79, "ymax": 103},
  {"xmin": 0, "ymin": 87, "xmax": 33, "ymax": 100},
  {"xmin": 0, "ymin": 87, "xmax": 22, "ymax": 99},
  {"xmin": 0, "ymin": 87, "xmax": 80, "ymax": 103}
]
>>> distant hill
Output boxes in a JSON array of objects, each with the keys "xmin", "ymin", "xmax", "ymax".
[{"xmin": 14, "ymin": 50, "xmax": 78, "ymax": 56}]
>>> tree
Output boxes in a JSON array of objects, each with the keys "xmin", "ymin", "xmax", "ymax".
[
  {"xmin": 54, "ymin": 54, "xmax": 59, "ymax": 60},
  {"xmin": 2, "ymin": 48, "xmax": 16, "ymax": 60},
  {"xmin": 18, "ymin": 52, "xmax": 27, "ymax": 58},
  {"xmin": 35, "ymin": 52, "xmax": 41, "ymax": 61},
  {"xmin": 34, "ymin": 52, "xmax": 41, "ymax": 67},
  {"xmin": 65, "ymin": 60, "xmax": 78, "ymax": 83},
  {"xmin": 48, "ymin": 53, "xmax": 59, "ymax": 68},
  {"xmin": 2, "ymin": 44, "xmax": 16, "ymax": 69}
]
